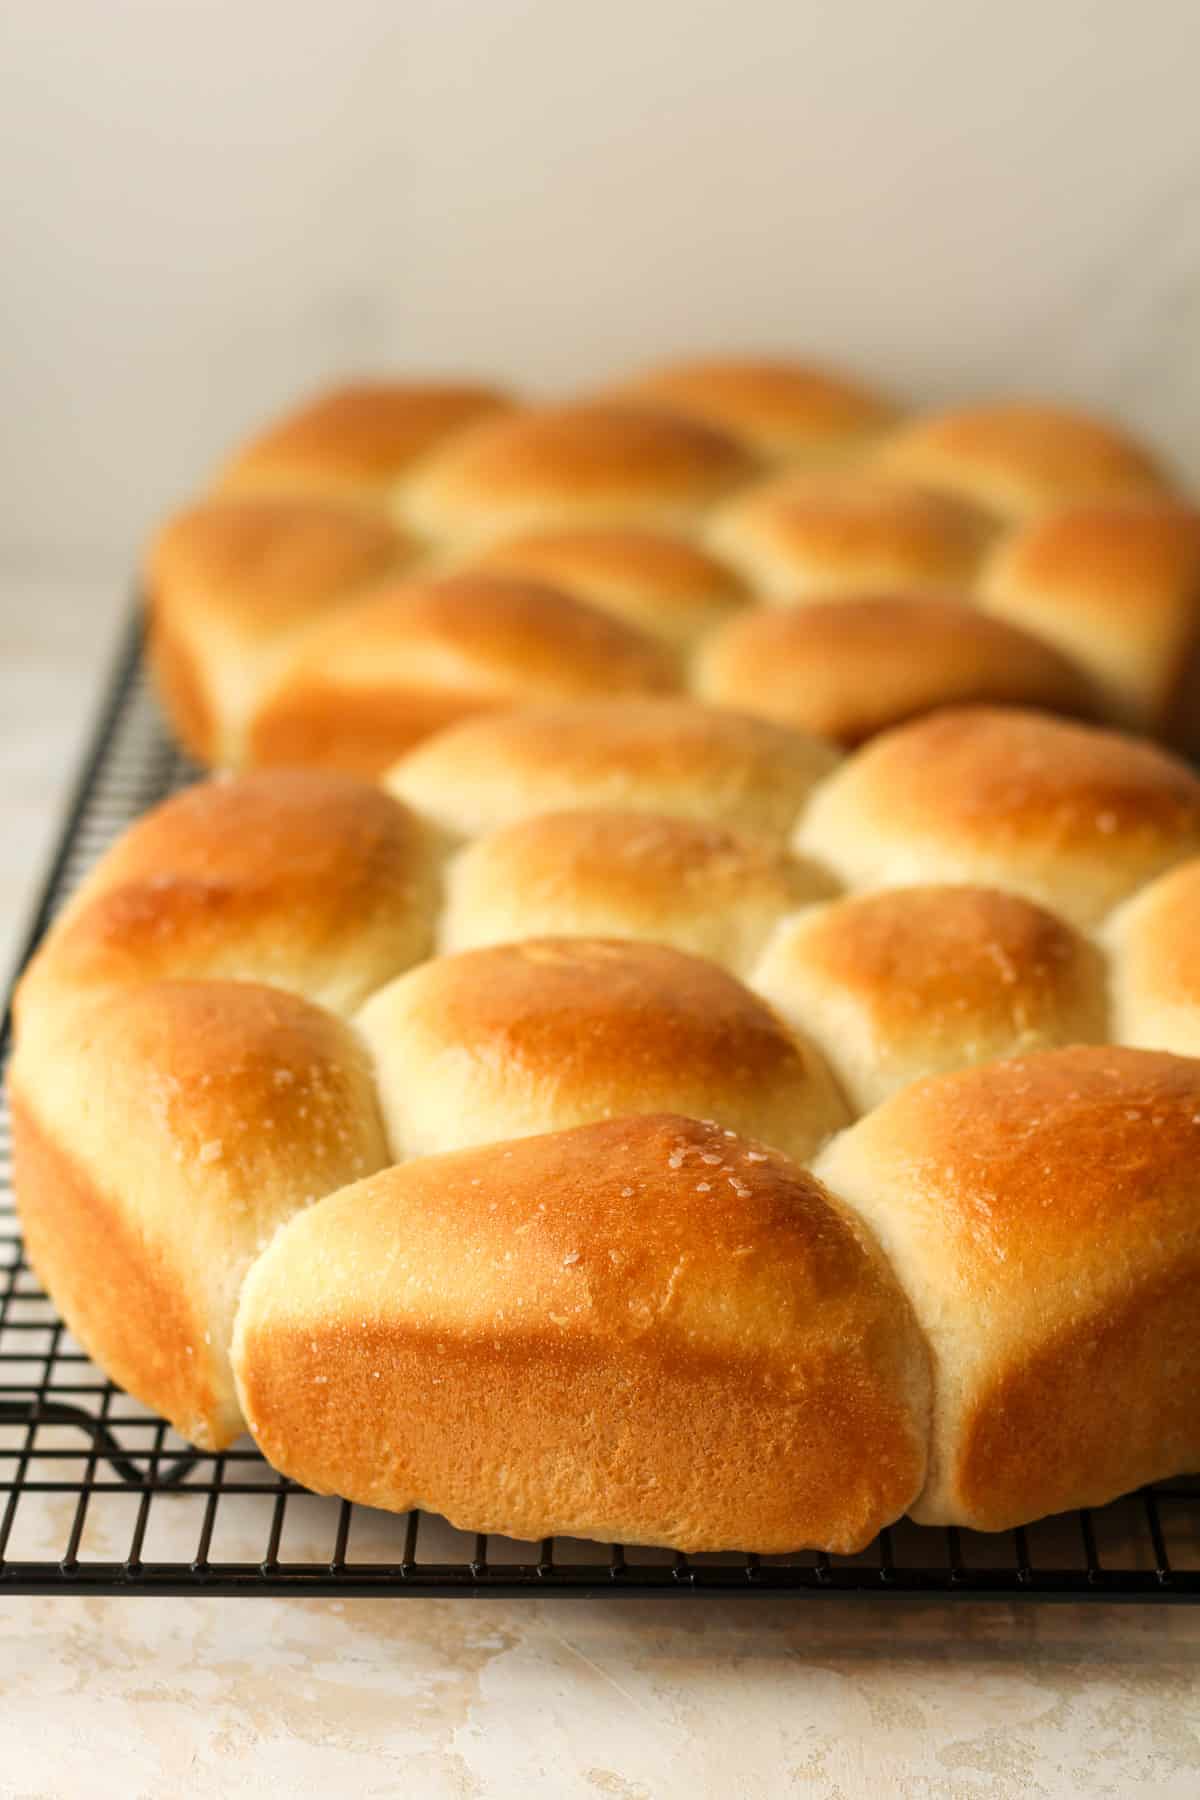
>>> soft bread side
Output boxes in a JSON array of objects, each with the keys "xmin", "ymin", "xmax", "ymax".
[
  {"xmin": 10, "ymin": 980, "xmax": 389, "ymax": 1448},
  {"xmin": 815, "ymin": 1045, "xmax": 1200, "ymax": 1529}
]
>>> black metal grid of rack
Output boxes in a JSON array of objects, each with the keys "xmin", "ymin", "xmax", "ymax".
[{"xmin": 1, "ymin": 611, "xmax": 1197, "ymax": 1599}]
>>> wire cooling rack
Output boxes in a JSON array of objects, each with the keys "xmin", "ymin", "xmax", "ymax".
[{"xmin": 1, "ymin": 611, "xmax": 1198, "ymax": 1599}]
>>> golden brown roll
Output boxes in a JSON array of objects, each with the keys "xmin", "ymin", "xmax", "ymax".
[
  {"xmin": 16, "ymin": 769, "xmax": 439, "ymax": 1022},
  {"xmin": 215, "ymin": 378, "xmax": 514, "ymax": 507},
  {"xmin": 872, "ymin": 400, "xmax": 1171, "ymax": 522},
  {"xmin": 752, "ymin": 885, "xmax": 1108, "ymax": 1111},
  {"xmin": 601, "ymin": 354, "xmax": 897, "ymax": 462},
  {"xmin": 10, "ymin": 980, "xmax": 389, "ymax": 1449},
  {"xmin": 403, "ymin": 403, "xmax": 758, "ymax": 545},
  {"xmin": 816, "ymin": 1046, "xmax": 1200, "ymax": 1529},
  {"xmin": 245, "ymin": 572, "xmax": 677, "ymax": 778},
  {"xmin": 356, "ymin": 937, "xmax": 850, "ymax": 1163},
  {"xmin": 439, "ymin": 808, "xmax": 836, "ymax": 974},
  {"xmin": 708, "ymin": 471, "xmax": 991, "ymax": 602},
  {"xmin": 796, "ymin": 706, "xmax": 1200, "ymax": 928},
  {"xmin": 462, "ymin": 524, "xmax": 748, "ymax": 648},
  {"xmin": 693, "ymin": 595, "xmax": 1097, "ymax": 745},
  {"xmin": 1104, "ymin": 858, "xmax": 1200, "ymax": 1057},
  {"xmin": 385, "ymin": 697, "xmax": 840, "ymax": 846},
  {"xmin": 144, "ymin": 495, "xmax": 413, "ymax": 765},
  {"xmin": 232, "ymin": 1112, "xmax": 931, "ymax": 1553},
  {"xmin": 981, "ymin": 498, "xmax": 1200, "ymax": 751}
]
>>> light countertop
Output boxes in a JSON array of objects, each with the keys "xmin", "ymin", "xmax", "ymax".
[{"xmin": 1, "ymin": 568, "xmax": 1197, "ymax": 1798}]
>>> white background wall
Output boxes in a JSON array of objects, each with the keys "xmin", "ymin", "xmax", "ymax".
[{"xmin": 4, "ymin": 0, "xmax": 1200, "ymax": 570}]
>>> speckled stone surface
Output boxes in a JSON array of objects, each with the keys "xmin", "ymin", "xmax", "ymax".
[{"xmin": 1, "ymin": 571, "xmax": 1198, "ymax": 1797}]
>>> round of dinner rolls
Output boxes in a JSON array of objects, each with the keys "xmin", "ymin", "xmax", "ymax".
[
  {"xmin": 461, "ymin": 525, "xmax": 748, "ymax": 648},
  {"xmin": 872, "ymin": 400, "xmax": 1171, "ymax": 521},
  {"xmin": 355, "ymin": 937, "xmax": 850, "ymax": 1163},
  {"xmin": 439, "ymin": 808, "xmax": 835, "ymax": 973},
  {"xmin": 693, "ymin": 595, "xmax": 1096, "ymax": 745},
  {"xmin": 244, "ymin": 572, "xmax": 677, "ymax": 777},
  {"xmin": 815, "ymin": 1046, "xmax": 1200, "ymax": 1529},
  {"xmin": 403, "ymin": 402, "xmax": 758, "ymax": 544},
  {"xmin": 796, "ymin": 705, "xmax": 1200, "ymax": 928},
  {"xmin": 751, "ymin": 885, "xmax": 1108, "ymax": 1111},
  {"xmin": 10, "ymin": 979, "xmax": 389, "ymax": 1449},
  {"xmin": 981, "ymin": 498, "xmax": 1200, "ymax": 753},
  {"xmin": 215, "ymin": 378, "xmax": 514, "ymax": 508},
  {"xmin": 601, "ymin": 354, "xmax": 897, "ymax": 463},
  {"xmin": 708, "ymin": 471, "xmax": 991, "ymax": 601},
  {"xmin": 232, "ymin": 1112, "xmax": 931, "ymax": 1553},
  {"xmin": 1104, "ymin": 858, "xmax": 1200, "ymax": 1058},
  {"xmin": 385, "ymin": 697, "xmax": 840, "ymax": 845},
  {"xmin": 16, "ymin": 770, "xmax": 439, "ymax": 1023},
  {"xmin": 145, "ymin": 495, "xmax": 414, "ymax": 764}
]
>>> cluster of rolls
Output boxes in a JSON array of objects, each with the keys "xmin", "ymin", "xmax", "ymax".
[
  {"xmin": 12, "ymin": 680, "xmax": 1200, "ymax": 1550},
  {"xmin": 144, "ymin": 357, "xmax": 1200, "ymax": 779}
]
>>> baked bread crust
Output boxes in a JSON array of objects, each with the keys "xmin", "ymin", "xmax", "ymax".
[
  {"xmin": 11, "ymin": 980, "xmax": 389, "ymax": 1448},
  {"xmin": 709, "ymin": 471, "xmax": 991, "ymax": 600},
  {"xmin": 232, "ymin": 1113, "xmax": 931, "ymax": 1553},
  {"xmin": 600, "ymin": 355, "xmax": 897, "ymax": 462},
  {"xmin": 797, "ymin": 705, "xmax": 1200, "ymax": 927},
  {"xmin": 215, "ymin": 379, "xmax": 513, "ymax": 506},
  {"xmin": 982, "ymin": 498, "xmax": 1200, "ymax": 751},
  {"xmin": 872, "ymin": 401, "xmax": 1170, "ymax": 521},
  {"xmin": 385, "ymin": 697, "xmax": 840, "ymax": 845},
  {"xmin": 693, "ymin": 594, "xmax": 1097, "ymax": 745},
  {"xmin": 244, "ymin": 572, "xmax": 677, "ymax": 777},
  {"xmin": 356, "ymin": 936, "xmax": 850, "ymax": 1164},
  {"xmin": 816, "ymin": 1046, "xmax": 1200, "ymax": 1528}
]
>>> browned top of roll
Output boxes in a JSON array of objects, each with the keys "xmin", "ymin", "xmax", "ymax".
[
  {"xmin": 385, "ymin": 697, "xmax": 840, "ymax": 844},
  {"xmin": 463, "ymin": 524, "xmax": 748, "ymax": 646},
  {"xmin": 981, "ymin": 498, "xmax": 1200, "ymax": 744},
  {"xmin": 694, "ymin": 595, "xmax": 1096, "ymax": 745},
  {"xmin": 245, "ymin": 573, "xmax": 678, "ymax": 777},
  {"xmin": 602, "ymin": 354, "xmax": 897, "ymax": 460},
  {"xmin": 873, "ymin": 401, "xmax": 1170, "ymax": 521},
  {"xmin": 145, "ymin": 495, "xmax": 412, "ymax": 637},
  {"xmin": 797, "ymin": 705, "xmax": 1200, "ymax": 926},
  {"xmin": 356, "ymin": 936, "xmax": 849, "ymax": 1164},
  {"xmin": 215, "ymin": 379, "xmax": 514, "ymax": 503},
  {"xmin": 18, "ymin": 769, "xmax": 438, "ymax": 1021},
  {"xmin": 708, "ymin": 470, "xmax": 992, "ymax": 600},
  {"xmin": 404, "ymin": 403, "xmax": 758, "ymax": 543}
]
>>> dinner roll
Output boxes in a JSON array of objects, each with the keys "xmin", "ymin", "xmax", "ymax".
[
  {"xmin": 232, "ymin": 1112, "xmax": 931, "ymax": 1553},
  {"xmin": 981, "ymin": 499, "xmax": 1200, "ymax": 751},
  {"xmin": 145, "ymin": 495, "xmax": 412, "ymax": 765},
  {"xmin": 1104, "ymin": 858, "xmax": 1200, "ymax": 1057},
  {"xmin": 440, "ymin": 809, "xmax": 836, "ymax": 973},
  {"xmin": 796, "ymin": 706, "xmax": 1200, "ymax": 928},
  {"xmin": 872, "ymin": 401, "xmax": 1170, "ymax": 521},
  {"xmin": 10, "ymin": 980, "xmax": 388, "ymax": 1449},
  {"xmin": 816, "ymin": 1046, "xmax": 1200, "ymax": 1528},
  {"xmin": 356, "ymin": 937, "xmax": 849, "ymax": 1163},
  {"xmin": 245, "ymin": 573, "xmax": 677, "ymax": 777},
  {"xmin": 16, "ymin": 770, "xmax": 439, "ymax": 1022},
  {"xmin": 752, "ymin": 886, "xmax": 1107, "ymax": 1111},
  {"xmin": 403, "ymin": 403, "xmax": 757, "ymax": 545},
  {"xmin": 602, "ymin": 354, "xmax": 897, "ymax": 462},
  {"xmin": 693, "ymin": 595, "xmax": 1096, "ymax": 745},
  {"xmin": 215, "ymin": 378, "xmax": 513, "ymax": 507},
  {"xmin": 708, "ymin": 471, "xmax": 991, "ymax": 602},
  {"xmin": 385, "ymin": 698, "xmax": 841, "ymax": 845},
  {"xmin": 462, "ymin": 525, "xmax": 748, "ymax": 648}
]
